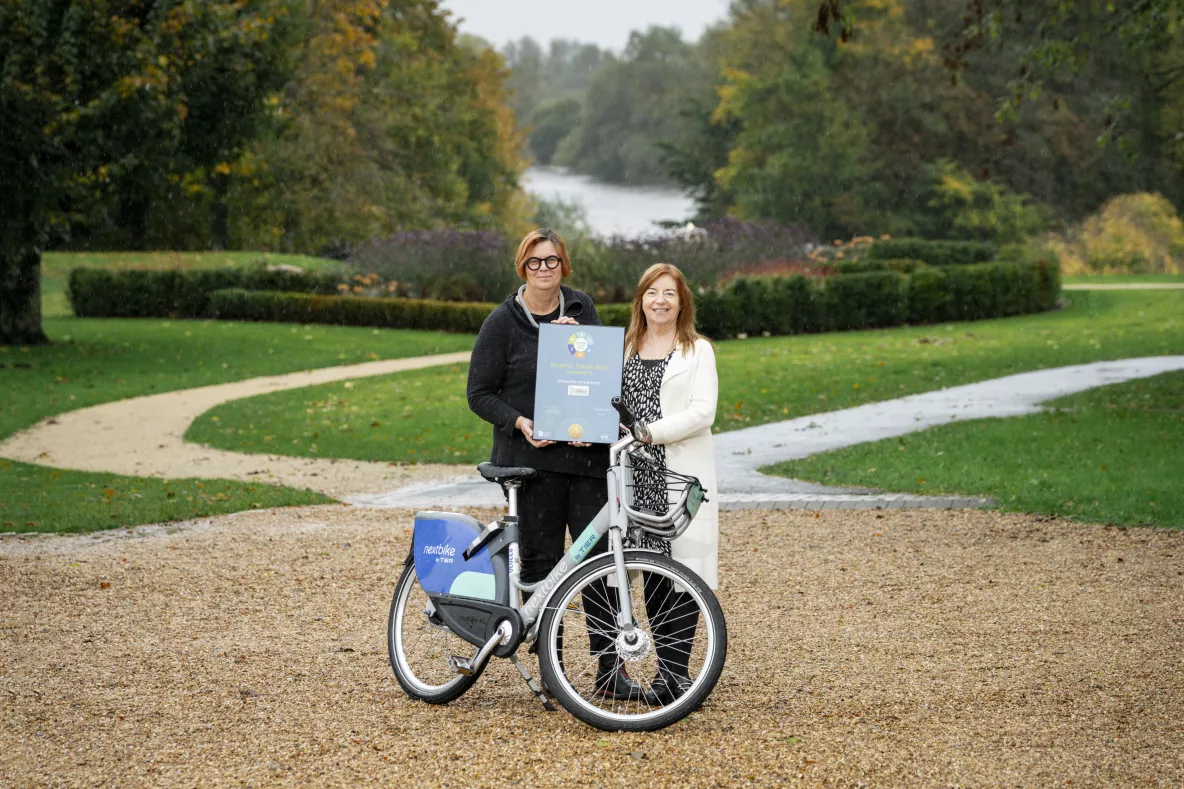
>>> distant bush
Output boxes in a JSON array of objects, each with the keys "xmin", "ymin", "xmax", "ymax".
[
  {"xmin": 1045, "ymin": 192, "xmax": 1184, "ymax": 275},
  {"xmin": 823, "ymin": 271, "xmax": 909, "ymax": 329},
  {"xmin": 68, "ymin": 266, "xmax": 341, "ymax": 319},
  {"xmin": 209, "ymin": 290, "xmax": 493, "ymax": 333},
  {"xmin": 901, "ymin": 159, "xmax": 1051, "ymax": 243},
  {"xmin": 695, "ymin": 248, "xmax": 1060, "ymax": 338},
  {"xmin": 832, "ymin": 258, "xmax": 927, "ymax": 275},
  {"xmin": 866, "ymin": 239, "xmax": 997, "ymax": 266},
  {"xmin": 348, "ymin": 229, "xmax": 516, "ymax": 303},
  {"xmin": 572, "ymin": 219, "xmax": 816, "ymax": 302},
  {"xmin": 345, "ymin": 219, "xmax": 815, "ymax": 304}
]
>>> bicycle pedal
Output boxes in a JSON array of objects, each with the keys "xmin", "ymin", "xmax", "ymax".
[{"xmin": 448, "ymin": 655, "xmax": 475, "ymax": 676}]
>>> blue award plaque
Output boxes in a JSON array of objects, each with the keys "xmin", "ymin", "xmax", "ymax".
[{"xmin": 533, "ymin": 323, "xmax": 624, "ymax": 444}]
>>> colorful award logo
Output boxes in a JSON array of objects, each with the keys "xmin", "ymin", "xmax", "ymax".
[
  {"xmin": 567, "ymin": 331, "xmax": 593, "ymax": 358},
  {"xmin": 568, "ymin": 424, "xmax": 584, "ymax": 439}
]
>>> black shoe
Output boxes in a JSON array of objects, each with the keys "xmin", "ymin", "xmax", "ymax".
[
  {"xmin": 594, "ymin": 656, "xmax": 646, "ymax": 700},
  {"xmin": 646, "ymin": 671, "xmax": 693, "ymax": 706}
]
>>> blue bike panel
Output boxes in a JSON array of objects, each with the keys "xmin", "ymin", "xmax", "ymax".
[{"xmin": 413, "ymin": 514, "xmax": 497, "ymax": 602}]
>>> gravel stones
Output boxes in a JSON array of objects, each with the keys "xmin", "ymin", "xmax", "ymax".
[{"xmin": 2, "ymin": 507, "xmax": 1181, "ymax": 787}]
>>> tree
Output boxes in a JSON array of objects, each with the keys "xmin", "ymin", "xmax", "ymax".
[
  {"xmin": 529, "ymin": 98, "xmax": 582, "ymax": 165},
  {"xmin": 817, "ymin": 0, "xmax": 1184, "ymax": 141},
  {"xmin": 228, "ymin": 0, "xmax": 529, "ymax": 254},
  {"xmin": 555, "ymin": 27, "xmax": 713, "ymax": 185},
  {"xmin": 0, "ymin": 0, "xmax": 290, "ymax": 346}
]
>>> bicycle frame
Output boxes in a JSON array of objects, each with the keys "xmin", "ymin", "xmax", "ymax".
[{"xmin": 413, "ymin": 423, "xmax": 701, "ymax": 685}]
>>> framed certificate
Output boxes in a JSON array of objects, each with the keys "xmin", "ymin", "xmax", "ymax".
[{"xmin": 533, "ymin": 323, "xmax": 625, "ymax": 444}]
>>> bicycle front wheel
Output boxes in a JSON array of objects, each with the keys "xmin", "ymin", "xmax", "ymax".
[
  {"xmin": 387, "ymin": 562, "xmax": 482, "ymax": 704},
  {"xmin": 536, "ymin": 550, "xmax": 727, "ymax": 732}
]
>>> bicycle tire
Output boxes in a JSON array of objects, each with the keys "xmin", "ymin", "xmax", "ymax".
[
  {"xmin": 535, "ymin": 550, "xmax": 727, "ymax": 732},
  {"xmin": 387, "ymin": 562, "xmax": 483, "ymax": 704}
]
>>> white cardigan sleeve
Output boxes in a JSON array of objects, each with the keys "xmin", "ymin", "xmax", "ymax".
[{"xmin": 647, "ymin": 340, "xmax": 718, "ymax": 445}]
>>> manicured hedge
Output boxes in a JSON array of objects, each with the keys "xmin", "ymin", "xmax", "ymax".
[
  {"xmin": 833, "ymin": 258, "xmax": 928, "ymax": 275},
  {"xmin": 597, "ymin": 303, "xmax": 632, "ymax": 328},
  {"xmin": 695, "ymin": 250, "xmax": 1059, "ymax": 338},
  {"xmin": 866, "ymin": 239, "xmax": 997, "ymax": 266},
  {"xmin": 208, "ymin": 289, "xmax": 493, "ymax": 333},
  {"xmin": 68, "ymin": 267, "xmax": 341, "ymax": 318}
]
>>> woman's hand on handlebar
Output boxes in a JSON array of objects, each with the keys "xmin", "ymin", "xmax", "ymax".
[
  {"xmin": 515, "ymin": 416, "xmax": 554, "ymax": 448},
  {"xmin": 619, "ymin": 421, "xmax": 652, "ymax": 444}
]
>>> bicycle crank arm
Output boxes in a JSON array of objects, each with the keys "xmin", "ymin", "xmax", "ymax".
[{"xmin": 448, "ymin": 620, "xmax": 512, "ymax": 676}]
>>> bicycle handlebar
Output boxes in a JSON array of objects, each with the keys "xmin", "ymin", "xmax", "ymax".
[
  {"xmin": 611, "ymin": 396, "xmax": 635, "ymax": 427},
  {"xmin": 611, "ymin": 396, "xmax": 651, "ymax": 443}
]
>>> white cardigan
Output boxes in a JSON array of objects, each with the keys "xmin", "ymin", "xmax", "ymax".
[{"xmin": 632, "ymin": 338, "xmax": 719, "ymax": 590}]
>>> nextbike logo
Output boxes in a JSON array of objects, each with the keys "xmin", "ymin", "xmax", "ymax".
[
  {"xmin": 567, "ymin": 331, "xmax": 593, "ymax": 358},
  {"xmin": 423, "ymin": 544, "xmax": 456, "ymax": 557}
]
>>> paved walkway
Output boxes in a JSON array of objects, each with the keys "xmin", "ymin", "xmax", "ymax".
[
  {"xmin": 1063, "ymin": 282, "xmax": 1184, "ymax": 290},
  {"xmin": 4, "ymin": 352, "xmax": 1182, "ymax": 512},
  {"xmin": 352, "ymin": 356, "xmax": 1184, "ymax": 510}
]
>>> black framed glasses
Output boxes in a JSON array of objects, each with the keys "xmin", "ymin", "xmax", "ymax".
[{"xmin": 525, "ymin": 255, "xmax": 562, "ymax": 271}]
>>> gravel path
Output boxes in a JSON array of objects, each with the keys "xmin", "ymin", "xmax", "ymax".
[
  {"xmin": 3, "ymin": 353, "xmax": 1182, "ymax": 512},
  {"xmin": 2, "ymin": 506, "xmax": 1181, "ymax": 787},
  {"xmin": 0, "ymin": 352, "xmax": 472, "ymax": 499}
]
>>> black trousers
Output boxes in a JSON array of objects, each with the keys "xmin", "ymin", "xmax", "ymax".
[{"xmin": 518, "ymin": 470, "xmax": 614, "ymax": 657}]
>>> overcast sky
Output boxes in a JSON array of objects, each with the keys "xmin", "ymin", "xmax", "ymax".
[{"xmin": 438, "ymin": 0, "xmax": 731, "ymax": 52}]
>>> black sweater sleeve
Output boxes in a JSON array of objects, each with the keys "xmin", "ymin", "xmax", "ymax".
[{"xmin": 466, "ymin": 310, "xmax": 522, "ymax": 435}]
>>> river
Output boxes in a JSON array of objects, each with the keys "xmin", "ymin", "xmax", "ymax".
[{"xmin": 523, "ymin": 166, "xmax": 697, "ymax": 238}]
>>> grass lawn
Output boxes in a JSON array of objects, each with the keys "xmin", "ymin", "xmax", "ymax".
[
  {"xmin": 40, "ymin": 250, "xmax": 338, "ymax": 318},
  {"xmin": 763, "ymin": 371, "xmax": 1184, "ymax": 529},
  {"xmin": 0, "ymin": 318, "xmax": 474, "ymax": 533},
  {"xmin": 189, "ymin": 290, "xmax": 1183, "ymax": 467},
  {"xmin": 1063, "ymin": 273, "xmax": 1184, "ymax": 285}
]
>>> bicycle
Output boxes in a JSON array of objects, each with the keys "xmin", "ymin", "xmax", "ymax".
[{"xmin": 387, "ymin": 397, "xmax": 727, "ymax": 731}]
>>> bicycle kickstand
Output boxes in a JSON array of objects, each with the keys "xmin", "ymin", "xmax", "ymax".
[{"xmin": 509, "ymin": 655, "xmax": 557, "ymax": 712}]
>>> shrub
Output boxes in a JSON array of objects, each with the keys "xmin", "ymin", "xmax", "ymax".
[
  {"xmin": 596, "ymin": 303, "xmax": 632, "ymax": 328},
  {"xmin": 833, "ymin": 258, "xmax": 927, "ymax": 275},
  {"xmin": 821, "ymin": 272, "xmax": 909, "ymax": 330},
  {"xmin": 348, "ymin": 229, "xmax": 516, "ymax": 303},
  {"xmin": 208, "ymin": 290, "xmax": 494, "ymax": 333},
  {"xmin": 697, "ymin": 247, "xmax": 1060, "ymax": 338},
  {"xmin": 900, "ymin": 159, "xmax": 1050, "ymax": 243},
  {"xmin": 867, "ymin": 238, "xmax": 997, "ymax": 266},
  {"xmin": 68, "ymin": 266, "xmax": 341, "ymax": 318},
  {"xmin": 1044, "ymin": 192, "xmax": 1184, "ymax": 275}
]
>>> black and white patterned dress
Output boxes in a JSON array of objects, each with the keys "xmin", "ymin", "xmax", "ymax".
[{"xmin": 621, "ymin": 351, "xmax": 674, "ymax": 556}]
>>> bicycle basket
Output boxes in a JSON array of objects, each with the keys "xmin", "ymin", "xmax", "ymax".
[{"xmin": 621, "ymin": 446, "xmax": 706, "ymax": 540}]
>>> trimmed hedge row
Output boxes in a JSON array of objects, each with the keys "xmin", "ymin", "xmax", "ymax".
[
  {"xmin": 833, "ymin": 258, "xmax": 928, "ymax": 275},
  {"xmin": 206, "ymin": 251, "xmax": 1056, "ymax": 339},
  {"xmin": 75, "ymin": 245, "xmax": 1060, "ymax": 339},
  {"xmin": 697, "ymin": 253, "xmax": 1059, "ymax": 337},
  {"xmin": 866, "ymin": 238, "xmax": 997, "ymax": 266},
  {"xmin": 209, "ymin": 289, "xmax": 493, "ymax": 333},
  {"xmin": 68, "ymin": 267, "xmax": 341, "ymax": 319}
]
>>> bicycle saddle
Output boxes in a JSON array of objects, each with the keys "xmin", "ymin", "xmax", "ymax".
[{"xmin": 477, "ymin": 463, "xmax": 538, "ymax": 483}]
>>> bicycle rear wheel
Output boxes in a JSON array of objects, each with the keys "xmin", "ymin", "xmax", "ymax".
[
  {"xmin": 536, "ymin": 550, "xmax": 727, "ymax": 732},
  {"xmin": 387, "ymin": 562, "xmax": 483, "ymax": 704}
]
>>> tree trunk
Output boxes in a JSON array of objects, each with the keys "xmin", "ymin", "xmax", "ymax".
[
  {"xmin": 210, "ymin": 171, "xmax": 230, "ymax": 251},
  {"xmin": 120, "ymin": 193, "xmax": 150, "ymax": 251},
  {"xmin": 0, "ymin": 247, "xmax": 49, "ymax": 346}
]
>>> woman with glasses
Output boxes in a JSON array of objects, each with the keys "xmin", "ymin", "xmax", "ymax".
[{"xmin": 466, "ymin": 229, "xmax": 645, "ymax": 701}]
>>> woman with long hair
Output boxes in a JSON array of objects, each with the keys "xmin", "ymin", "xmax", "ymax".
[{"xmin": 621, "ymin": 262, "xmax": 719, "ymax": 704}]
